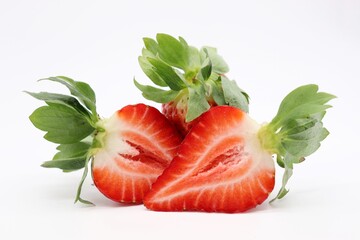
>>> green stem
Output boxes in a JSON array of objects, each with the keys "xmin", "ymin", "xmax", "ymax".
[
  {"xmin": 258, "ymin": 123, "xmax": 281, "ymax": 155},
  {"xmin": 74, "ymin": 154, "xmax": 94, "ymax": 205}
]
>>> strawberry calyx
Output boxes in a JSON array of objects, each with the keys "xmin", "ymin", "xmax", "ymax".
[
  {"xmin": 134, "ymin": 33, "xmax": 249, "ymax": 122},
  {"xmin": 26, "ymin": 76, "xmax": 107, "ymax": 204},
  {"xmin": 258, "ymin": 84, "xmax": 336, "ymax": 201}
]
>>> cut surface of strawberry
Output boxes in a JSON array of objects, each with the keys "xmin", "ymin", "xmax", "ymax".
[
  {"xmin": 92, "ymin": 104, "xmax": 181, "ymax": 203},
  {"xmin": 27, "ymin": 77, "xmax": 182, "ymax": 204},
  {"xmin": 144, "ymin": 106, "xmax": 275, "ymax": 213}
]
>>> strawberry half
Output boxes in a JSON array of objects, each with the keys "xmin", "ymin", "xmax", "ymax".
[
  {"xmin": 27, "ymin": 76, "xmax": 182, "ymax": 204},
  {"xmin": 144, "ymin": 85, "xmax": 335, "ymax": 212},
  {"xmin": 144, "ymin": 106, "xmax": 275, "ymax": 212},
  {"xmin": 91, "ymin": 104, "xmax": 182, "ymax": 203},
  {"xmin": 134, "ymin": 33, "xmax": 249, "ymax": 136}
]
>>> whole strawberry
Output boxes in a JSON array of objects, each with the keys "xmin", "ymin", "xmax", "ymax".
[{"xmin": 134, "ymin": 33, "xmax": 249, "ymax": 136}]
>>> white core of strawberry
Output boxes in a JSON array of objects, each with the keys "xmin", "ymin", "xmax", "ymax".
[
  {"xmin": 240, "ymin": 115, "xmax": 274, "ymax": 171},
  {"xmin": 92, "ymin": 114, "xmax": 139, "ymax": 169}
]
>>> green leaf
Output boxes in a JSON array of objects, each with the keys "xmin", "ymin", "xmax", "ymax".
[
  {"xmin": 276, "ymin": 155, "xmax": 285, "ymax": 168},
  {"xmin": 138, "ymin": 56, "xmax": 167, "ymax": 87},
  {"xmin": 186, "ymin": 85, "xmax": 210, "ymax": 122},
  {"xmin": 282, "ymin": 124, "xmax": 329, "ymax": 158},
  {"xmin": 156, "ymin": 33, "xmax": 190, "ymax": 70},
  {"xmin": 206, "ymin": 75, "xmax": 226, "ymax": 105},
  {"xmin": 188, "ymin": 46, "xmax": 201, "ymax": 71},
  {"xmin": 200, "ymin": 58, "xmax": 212, "ymax": 81},
  {"xmin": 25, "ymin": 91, "xmax": 91, "ymax": 119},
  {"xmin": 147, "ymin": 57, "xmax": 187, "ymax": 91},
  {"xmin": 178, "ymin": 36, "xmax": 188, "ymax": 46},
  {"xmin": 277, "ymin": 85, "xmax": 334, "ymax": 113},
  {"xmin": 42, "ymin": 76, "xmax": 97, "ymax": 117},
  {"xmin": 53, "ymin": 142, "xmax": 91, "ymax": 160},
  {"xmin": 41, "ymin": 157, "xmax": 87, "ymax": 172},
  {"xmin": 281, "ymin": 116, "xmax": 319, "ymax": 135},
  {"xmin": 221, "ymin": 76, "xmax": 249, "ymax": 113},
  {"xmin": 29, "ymin": 103, "xmax": 95, "ymax": 144},
  {"xmin": 259, "ymin": 84, "xmax": 336, "ymax": 202},
  {"xmin": 141, "ymin": 47, "xmax": 156, "ymax": 58},
  {"xmin": 200, "ymin": 47, "xmax": 229, "ymax": 74},
  {"xmin": 74, "ymin": 156, "xmax": 93, "ymax": 205},
  {"xmin": 143, "ymin": 37, "xmax": 158, "ymax": 55},
  {"xmin": 272, "ymin": 84, "xmax": 335, "ymax": 127},
  {"xmin": 134, "ymin": 79, "xmax": 179, "ymax": 103},
  {"xmin": 276, "ymin": 104, "xmax": 331, "ymax": 129},
  {"xmin": 270, "ymin": 157, "xmax": 293, "ymax": 202}
]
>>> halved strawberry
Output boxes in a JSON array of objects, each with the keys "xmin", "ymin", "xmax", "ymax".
[
  {"xmin": 144, "ymin": 85, "xmax": 335, "ymax": 212},
  {"xmin": 27, "ymin": 77, "xmax": 182, "ymax": 204},
  {"xmin": 134, "ymin": 33, "xmax": 249, "ymax": 136},
  {"xmin": 144, "ymin": 106, "xmax": 275, "ymax": 212},
  {"xmin": 92, "ymin": 104, "xmax": 182, "ymax": 203}
]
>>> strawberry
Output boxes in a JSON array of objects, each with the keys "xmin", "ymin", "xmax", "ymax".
[
  {"xmin": 144, "ymin": 85, "xmax": 335, "ymax": 213},
  {"xmin": 134, "ymin": 33, "xmax": 249, "ymax": 136},
  {"xmin": 26, "ymin": 76, "xmax": 182, "ymax": 204}
]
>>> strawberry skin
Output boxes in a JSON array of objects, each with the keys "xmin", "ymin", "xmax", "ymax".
[
  {"xmin": 144, "ymin": 106, "xmax": 275, "ymax": 212},
  {"xmin": 162, "ymin": 100, "xmax": 189, "ymax": 137},
  {"xmin": 162, "ymin": 97, "xmax": 217, "ymax": 136},
  {"xmin": 92, "ymin": 104, "xmax": 182, "ymax": 203}
]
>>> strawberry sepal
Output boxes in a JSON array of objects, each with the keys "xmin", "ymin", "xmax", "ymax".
[
  {"xmin": 133, "ymin": 79, "xmax": 179, "ymax": 103},
  {"xmin": 27, "ymin": 76, "xmax": 100, "ymax": 204},
  {"xmin": 135, "ymin": 33, "xmax": 250, "ymax": 129},
  {"xmin": 258, "ymin": 84, "xmax": 335, "ymax": 201},
  {"xmin": 74, "ymin": 154, "xmax": 94, "ymax": 205}
]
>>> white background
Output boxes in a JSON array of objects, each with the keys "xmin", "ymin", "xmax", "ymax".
[{"xmin": 1, "ymin": 0, "xmax": 359, "ymax": 239}]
